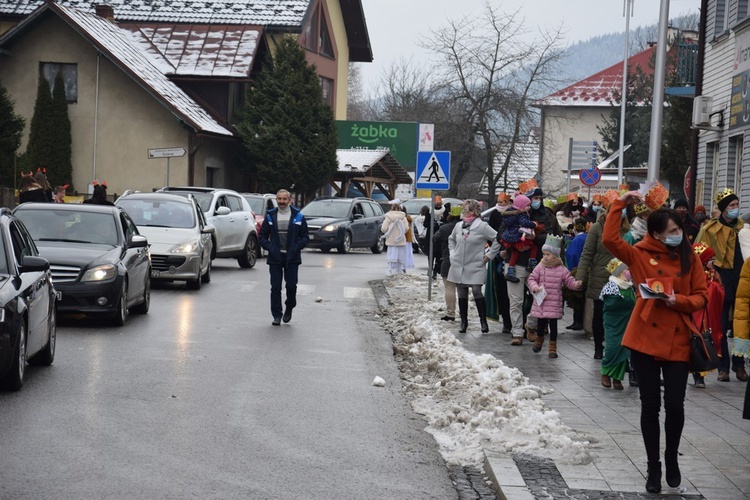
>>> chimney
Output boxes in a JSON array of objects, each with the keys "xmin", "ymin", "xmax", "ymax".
[{"xmin": 94, "ymin": 4, "xmax": 115, "ymax": 21}]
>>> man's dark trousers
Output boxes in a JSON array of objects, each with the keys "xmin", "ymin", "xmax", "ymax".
[{"xmin": 270, "ymin": 253, "xmax": 299, "ymax": 319}]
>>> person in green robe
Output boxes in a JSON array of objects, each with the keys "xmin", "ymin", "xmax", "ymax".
[{"xmin": 599, "ymin": 257, "xmax": 636, "ymax": 390}]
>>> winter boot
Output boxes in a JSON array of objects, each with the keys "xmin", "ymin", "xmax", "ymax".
[
  {"xmin": 734, "ymin": 364, "xmax": 749, "ymax": 381},
  {"xmin": 665, "ymin": 452, "xmax": 681, "ymax": 488},
  {"xmin": 646, "ymin": 461, "xmax": 662, "ymax": 493},
  {"xmin": 525, "ymin": 258, "xmax": 538, "ymax": 272},
  {"xmin": 475, "ymin": 298, "xmax": 489, "ymax": 333},
  {"xmin": 525, "ymin": 323, "xmax": 538, "ymax": 342},
  {"xmin": 548, "ymin": 340, "xmax": 558, "ymax": 358},
  {"xmin": 458, "ymin": 298, "xmax": 469, "ymax": 333},
  {"xmin": 532, "ymin": 335, "xmax": 545, "ymax": 353},
  {"xmin": 593, "ymin": 329, "xmax": 604, "ymax": 359},
  {"xmin": 505, "ymin": 266, "xmax": 520, "ymax": 283}
]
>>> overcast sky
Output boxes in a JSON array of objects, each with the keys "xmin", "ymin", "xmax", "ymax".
[{"xmin": 358, "ymin": 0, "xmax": 701, "ymax": 91}]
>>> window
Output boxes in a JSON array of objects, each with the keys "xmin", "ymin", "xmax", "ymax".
[
  {"xmin": 228, "ymin": 82, "xmax": 245, "ymax": 124},
  {"xmin": 301, "ymin": 6, "xmax": 319, "ymax": 51},
  {"xmin": 40, "ymin": 62, "xmax": 78, "ymax": 103},
  {"xmin": 740, "ymin": 0, "xmax": 749, "ymax": 21},
  {"xmin": 227, "ymin": 195, "xmax": 243, "ymax": 212},
  {"xmin": 9, "ymin": 222, "xmax": 34, "ymax": 265},
  {"xmin": 319, "ymin": 77, "xmax": 334, "ymax": 106},
  {"xmin": 301, "ymin": 4, "xmax": 333, "ymax": 58},
  {"xmin": 728, "ymin": 135, "xmax": 743, "ymax": 190},
  {"xmin": 120, "ymin": 212, "xmax": 138, "ymax": 240},
  {"xmin": 319, "ymin": 17, "xmax": 334, "ymax": 58},
  {"xmin": 361, "ymin": 203, "xmax": 375, "ymax": 217}
]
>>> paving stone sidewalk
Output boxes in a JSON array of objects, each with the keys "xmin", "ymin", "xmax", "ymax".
[{"xmin": 454, "ymin": 304, "xmax": 750, "ymax": 499}]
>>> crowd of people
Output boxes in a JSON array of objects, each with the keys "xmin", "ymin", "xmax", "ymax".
[{"xmin": 389, "ymin": 181, "xmax": 750, "ymax": 494}]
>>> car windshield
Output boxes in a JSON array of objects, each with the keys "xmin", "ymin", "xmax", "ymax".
[
  {"xmin": 301, "ymin": 200, "xmax": 352, "ymax": 218},
  {"xmin": 243, "ymin": 196, "xmax": 266, "ymax": 214},
  {"xmin": 118, "ymin": 199, "xmax": 195, "ymax": 228},
  {"xmin": 17, "ymin": 209, "xmax": 119, "ymax": 246},
  {"xmin": 168, "ymin": 191, "xmax": 213, "ymax": 212}
]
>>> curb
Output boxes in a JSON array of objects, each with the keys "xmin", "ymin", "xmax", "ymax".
[{"xmin": 483, "ymin": 451, "xmax": 533, "ymax": 500}]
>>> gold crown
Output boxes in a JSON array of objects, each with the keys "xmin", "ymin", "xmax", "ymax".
[
  {"xmin": 602, "ymin": 190, "xmax": 620, "ymax": 208},
  {"xmin": 567, "ymin": 192, "xmax": 578, "ymax": 201},
  {"xmin": 693, "ymin": 241, "xmax": 711, "ymax": 256},
  {"xmin": 714, "ymin": 188, "xmax": 735, "ymax": 206},
  {"xmin": 518, "ymin": 179, "xmax": 538, "ymax": 195},
  {"xmin": 634, "ymin": 203, "xmax": 650, "ymax": 215},
  {"xmin": 606, "ymin": 257, "xmax": 626, "ymax": 275}
]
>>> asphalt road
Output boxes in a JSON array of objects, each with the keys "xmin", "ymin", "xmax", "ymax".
[{"xmin": 0, "ymin": 249, "xmax": 456, "ymax": 499}]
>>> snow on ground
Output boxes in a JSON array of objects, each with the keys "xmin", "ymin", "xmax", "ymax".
[{"xmin": 381, "ymin": 273, "xmax": 592, "ymax": 468}]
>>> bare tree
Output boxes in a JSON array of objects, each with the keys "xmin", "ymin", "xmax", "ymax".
[{"xmin": 422, "ymin": 2, "xmax": 564, "ymax": 204}]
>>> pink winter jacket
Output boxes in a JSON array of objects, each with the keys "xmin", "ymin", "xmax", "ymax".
[{"xmin": 527, "ymin": 258, "xmax": 580, "ymax": 319}]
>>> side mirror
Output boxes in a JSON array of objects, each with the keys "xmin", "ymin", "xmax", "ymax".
[
  {"xmin": 353, "ymin": 213, "xmax": 363, "ymax": 220},
  {"xmin": 130, "ymin": 234, "xmax": 148, "ymax": 248},
  {"xmin": 20, "ymin": 255, "xmax": 50, "ymax": 273},
  {"xmin": 202, "ymin": 225, "xmax": 216, "ymax": 235},
  {"xmin": 215, "ymin": 206, "xmax": 231, "ymax": 216}
]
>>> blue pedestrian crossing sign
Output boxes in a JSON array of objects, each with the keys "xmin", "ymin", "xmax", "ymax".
[{"xmin": 416, "ymin": 151, "xmax": 451, "ymax": 190}]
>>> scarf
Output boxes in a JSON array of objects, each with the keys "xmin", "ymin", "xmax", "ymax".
[
  {"xmin": 629, "ymin": 216, "xmax": 647, "ymax": 240},
  {"xmin": 495, "ymin": 205, "xmax": 510, "ymax": 212},
  {"xmin": 609, "ymin": 275, "xmax": 633, "ymax": 289}
]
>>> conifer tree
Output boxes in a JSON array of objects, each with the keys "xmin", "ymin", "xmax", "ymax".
[
  {"xmin": 26, "ymin": 73, "xmax": 55, "ymax": 172},
  {"xmin": 237, "ymin": 36, "xmax": 337, "ymax": 199},
  {"xmin": 0, "ymin": 84, "xmax": 25, "ymax": 187},
  {"xmin": 50, "ymin": 70, "xmax": 73, "ymax": 187}
]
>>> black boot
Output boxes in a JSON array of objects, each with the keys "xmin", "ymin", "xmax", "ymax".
[
  {"xmin": 593, "ymin": 330, "xmax": 604, "ymax": 359},
  {"xmin": 646, "ymin": 461, "xmax": 662, "ymax": 493},
  {"xmin": 475, "ymin": 297, "xmax": 489, "ymax": 333},
  {"xmin": 665, "ymin": 452, "xmax": 681, "ymax": 488},
  {"xmin": 458, "ymin": 298, "xmax": 469, "ymax": 333}
]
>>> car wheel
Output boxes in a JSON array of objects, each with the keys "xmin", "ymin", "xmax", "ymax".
[
  {"xmin": 371, "ymin": 236, "xmax": 385, "ymax": 254},
  {"xmin": 186, "ymin": 272, "xmax": 202, "ymax": 290},
  {"xmin": 112, "ymin": 279, "xmax": 129, "ymax": 326},
  {"xmin": 2, "ymin": 319, "xmax": 26, "ymax": 391},
  {"xmin": 29, "ymin": 307, "xmax": 56, "ymax": 366},
  {"xmin": 210, "ymin": 237, "xmax": 217, "ymax": 260},
  {"xmin": 337, "ymin": 232, "xmax": 352, "ymax": 254},
  {"xmin": 238, "ymin": 235, "xmax": 257, "ymax": 268},
  {"xmin": 201, "ymin": 258, "xmax": 211, "ymax": 283},
  {"xmin": 132, "ymin": 274, "xmax": 150, "ymax": 314}
]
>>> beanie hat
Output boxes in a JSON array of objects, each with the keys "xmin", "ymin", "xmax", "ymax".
[
  {"xmin": 541, "ymin": 234, "xmax": 563, "ymax": 257},
  {"xmin": 527, "ymin": 187, "xmax": 544, "ymax": 198},
  {"xmin": 693, "ymin": 242, "xmax": 715, "ymax": 266},
  {"xmin": 694, "ymin": 204, "xmax": 706, "ymax": 216},
  {"xmin": 715, "ymin": 188, "xmax": 738, "ymax": 213},
  {"xmin": 606, "ymin": 258, "xmax": 628, "ymax": 277},
  {"xmin": 673, "ymin": 198, "xmax": 689, "ymax": 209},
  {"xmin": 513, "ymin": 194, "xmax": 531, "ymax": 211}
]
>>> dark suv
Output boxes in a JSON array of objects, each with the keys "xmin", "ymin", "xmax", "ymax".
[{"xmin": 301, "ymin": 197, "xmax": 385, "ymax": 254}]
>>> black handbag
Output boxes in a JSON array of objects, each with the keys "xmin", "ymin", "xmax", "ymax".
[{"xmin": 690, "ymin": 310, "xmax": 720, "ymax": 372}]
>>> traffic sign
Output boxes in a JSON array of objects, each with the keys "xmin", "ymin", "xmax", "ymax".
[
  {"xmin": 579, "ymin": 167, "xmax": 602, "ymax": 187},
  {"xmin": 416, "ymin": 151, "xmax": 450, "ymax": 190},
  {"xmin": 148, "ymin": 147, "xmax": 186, "ymax": 159}
]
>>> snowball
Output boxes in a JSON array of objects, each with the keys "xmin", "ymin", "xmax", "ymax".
[{"xmin": 371, "ymin": 376, "xmax": 386, "ymax": 387}]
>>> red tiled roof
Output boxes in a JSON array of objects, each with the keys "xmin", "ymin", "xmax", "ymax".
[{"xmin": 537, "ymin": 45, "xmax": 656, "ymax": 107}]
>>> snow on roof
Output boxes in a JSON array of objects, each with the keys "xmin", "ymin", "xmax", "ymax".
[
  {"xmin": 536, "ymin": 45, "xmax": 656, "ymax": 108},
  {"xmin": 479, "ymin": 141, "xmax": 539, "ymax": 195},
  {"xmin": 120, "ymin": 23, "xmax": 262, "ymax": 78},
  {"xmin": 337, "ymin": 149, "xmax": 389, "ymax": 173},
  {"xmin": 50, "ymin": 3, "xmax": 233, "ymax": 136},
  {"xmin": 2, "ymin": 0, "xmax": 310, "ymax": 26}
]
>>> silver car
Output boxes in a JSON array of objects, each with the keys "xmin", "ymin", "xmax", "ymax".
[{"xmin": 116, "ymin": 193, "xmax": 214, "ymax": 290}]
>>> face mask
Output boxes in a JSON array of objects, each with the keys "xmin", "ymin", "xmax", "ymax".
[
  {"xmin": 727, "ymin": 208, "xmax": 740, "ymax": 219},
  {"xmin": 592, "ymin": 205, "xmax": 600, "ymax": 213},
  {"xmin": 663, "ymin": 232, "xmax": 683, "ymax": 247},
  {"xmin": 531, "ymin": 200, "xmax": 541, "ymax": 210}
]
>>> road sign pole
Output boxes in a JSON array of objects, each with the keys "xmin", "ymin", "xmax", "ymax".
[{"xmin": 428, "ymin": 190, "xmax": 434, "ymax": 301}]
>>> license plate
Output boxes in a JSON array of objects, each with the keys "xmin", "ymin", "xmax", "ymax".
[
  {"xmin": 55, "ymin": 291, "xmax": 62, "ymax": 301},
  {"xmin": 151, "ymin": 270, "xmax": 160, "ymax": 278}
]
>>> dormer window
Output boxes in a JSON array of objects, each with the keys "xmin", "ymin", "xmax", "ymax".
[{"xmin": 300, "ymin": 3, "xmax": 334, "ymax": 59}]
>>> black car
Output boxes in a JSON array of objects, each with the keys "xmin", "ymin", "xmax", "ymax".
[
  {"xmin": 13, "ymin": 203, "xmax": 151, "ymax": 326},
  {"xmin": 0, "ymin": 210, "xmax": 56, "ymax": 391},
  {"xmin": 301, "ymin": 197, "xmax": 385, "ymax": 254}
]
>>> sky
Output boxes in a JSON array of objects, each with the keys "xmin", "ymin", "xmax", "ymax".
[{"xmin": 359, "ymin": 0, "xmax": 701, "ymax": 91}]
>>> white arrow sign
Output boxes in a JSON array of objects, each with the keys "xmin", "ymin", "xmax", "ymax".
[{"xmin": 148, "ymin": 147, "xmax": 186, "ymax": 159}]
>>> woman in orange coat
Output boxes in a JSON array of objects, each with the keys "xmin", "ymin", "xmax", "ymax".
[{"xmin": 603, "ymin": 192, "xmax": 708, "ymax": 494}]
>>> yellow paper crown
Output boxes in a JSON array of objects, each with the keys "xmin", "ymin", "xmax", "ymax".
[
  {"xmin": 606, "ymin": 257, "xmax": 627, "ymax": 276},
  {"xmin": 601, "ymin": 190, "xmax": 620, "ymax": 208},
  {"xmin": 693, "ymin": 241, "xmax": 711, "ymax": 256},
  {"xmin": 634, "ymin": 203, "xmax": 650, "ymax": 215},
  {"xmin": 591, "ymin": 194, "xmax": 602, "ymax": 203},
  {"xmin": 639, "ymin": 180, "xmax": 669, "ymax": 211},
  {"xmin": 518, "ymin": 179, "xmax": 538, "ymax": 195},
  {"xmin": 714, "ymin": 188, "xmax": 735, "ymax": 206}
]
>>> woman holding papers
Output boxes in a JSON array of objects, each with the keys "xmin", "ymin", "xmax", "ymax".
[{"xmin": 602, "ymin": 189, "xmax": 708, "ymax": 495}]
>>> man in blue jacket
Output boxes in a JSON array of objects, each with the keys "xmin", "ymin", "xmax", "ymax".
[{"xmin": 259, "ymin": 189, "xmax": 309, "ymax": 326}]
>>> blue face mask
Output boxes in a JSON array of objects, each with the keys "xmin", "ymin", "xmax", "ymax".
[
  {"xmin": 531, "ymin": 200, "xmax": 542, "ymax": 210},
  {"xmin": 664, "ymin": 232, "xmax": 683, "ymax": 247},
  {"xmin": 592, "ymin": 205, "xmax": 600, "ymax": 213},
  {"xmin": 727, "ymin": 208, "xmax": 740, "ymax": 219}
]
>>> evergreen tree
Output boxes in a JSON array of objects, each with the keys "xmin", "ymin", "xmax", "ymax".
[
  {"xmin": 0, "ymin": 84, "xmax": 25, "ymax": 187},
  {"xmin": 49, "ymin": 70, "xmax": 73, "ymax": 188},
  {"xmin": 26, "ymin": 74, "xmax": 55, "ymax": 173},
  {"xmin": 236, "ymin": 36, "xmax": 337, "ymax": 200}
]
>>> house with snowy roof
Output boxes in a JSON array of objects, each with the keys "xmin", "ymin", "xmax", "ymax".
[{"xmin": 0, "ymin": 0, "xmax": 371, "ymax": 194}]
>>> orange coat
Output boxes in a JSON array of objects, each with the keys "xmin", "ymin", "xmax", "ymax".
[{"xmin": 602, "ymin": 199, "xmax": 708, "ymax": 361}]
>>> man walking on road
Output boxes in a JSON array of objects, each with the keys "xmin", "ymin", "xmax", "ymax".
[{"xmin": 259, "ymin": 189, "xmax": 309, "ymax": 326}]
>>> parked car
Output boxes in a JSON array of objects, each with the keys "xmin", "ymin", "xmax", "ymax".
[
  {"xmin": 13, "ymin": 203, "xmax": 151, "ymax": 326},
  {"xmin": 116, "ymin": 192, "xmax": 214, "ymax": 290},
  {"xmin": 241, "ymin": 193, "xmax": 277, "ymax": 256},
  {"xmin": 301, "ymin": 197, "xmax": 385, "ymax": 254},
  {"xmin": 158, "ymin": 187, "xmax": 258, "ymax": 268},
  {"xmin": 0, "ymin": 210, "xmax": 57, "ymax": 391}
]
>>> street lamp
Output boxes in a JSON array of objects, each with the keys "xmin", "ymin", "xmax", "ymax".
[
  {"xmin": 647, "ymin": 0, "xmax": 671, "ymax": 180},
  {"xmin": 618, "ymin": 0, "xmax": 634, "ymax": 185}
]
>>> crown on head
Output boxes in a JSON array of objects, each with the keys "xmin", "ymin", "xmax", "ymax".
[
  {"xmin": 634, "ymin": 203, "xmax": 650, "ymax": 215},
  {"xmin": 601, "ymin": 190, "xmax": 620, "ymax": 208},
  {"xmin": 497, "ymin": 192, "xmax": 510, "ymax": 203},
  {"xmin": 518, "ymin": 179, "xmax": 538, "ymax": 195},
  {"xmin": 714, "ymin": 188, "xmax": 735, "ymax": 206},
  {"xmin": 606, "ymin": 257, "xmax": 627, "ymax": 276},
  {"xmin": 543, "ymin": 234, "xmax": 564, "ymax": 248},
  {"xmin": 567, "ymin": 192, "xmax": 578, "ymax": 202},
  {"xmin": 693, "ymin": 242, "xmax": 711, "ymax": 256},
  {"xmin": 639, "ymin": 179, "xmax": 669, "ymax": 211},
  {"xmin": 591, "ymin": 194, "xmax": 602, "ymax": 204}
]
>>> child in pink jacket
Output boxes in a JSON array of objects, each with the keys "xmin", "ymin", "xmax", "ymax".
[{"xmin": 527, "ymin": 235, "xmax": 583, "ymax": 358}]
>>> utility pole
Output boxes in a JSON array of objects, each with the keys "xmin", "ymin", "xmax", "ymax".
[
  {"xmin": 647, "ymin": 0, "xmax": 670, "ymax": 180},
  {"xmin": 618, "ymin": 0, "xmax": 634, "ymax": 185}
]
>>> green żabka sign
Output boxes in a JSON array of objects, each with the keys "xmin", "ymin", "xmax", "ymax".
[{"xmin": 336, "ymin": 121, "xmax": 418, "ymax": 168}]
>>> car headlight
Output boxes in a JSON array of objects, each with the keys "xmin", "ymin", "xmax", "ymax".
[
  {"xmin": 81, "ymin": 264, "xmax": 117, "ymax": 282},
  {"xmin": 171, "ymin": 241, "xmax": 199, "ymax": 254},
  {"xmin": 322, "ymin": 224, "xmax": 339, "ymax": 232}
]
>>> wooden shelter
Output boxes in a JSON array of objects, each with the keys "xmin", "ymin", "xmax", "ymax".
[{"xmin": 332, "ymin": 149, "xmax": 412, "ymax": 200}]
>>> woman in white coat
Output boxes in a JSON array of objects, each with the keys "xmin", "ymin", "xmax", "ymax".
[
  {"xmin": 381, "ymin": 199, "xmax": 414, "ymax": 275},
  {"xmin": 448, "ymin": 199, "xmax": 501, "ymax": 333}
]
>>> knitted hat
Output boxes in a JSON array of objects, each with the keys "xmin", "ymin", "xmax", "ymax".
[
  {"xmin": 714, "ymin": 188, "xmax": 738, "ymax": 213},
  {"xmin": 673, "ymin": 198, "xmax": 689, "ymax": 209},
  {"xmin": 693, "ymin": 242, "xmax": 715, "ymax": 266},
  {"xmin": 694, "ymin": 204, "xmax": 706, "ymax": 216},
  {"xmin": 449, "ymin": 205, "xmax": 462, "ymax": 217},
  {"xmin": 541, "ymin": 234, "xmax": 563, "ymax": 256},
  {"xmin": 513, "ymin": 194, "xmax": 531, "ymax": 211},
  {"xmin": 497, "ymin": 192, "xmax": 510, "ymax": 203},
  {"xmin": 606, "ymin": 257, "xmax": 628, "ymax": 277}
]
